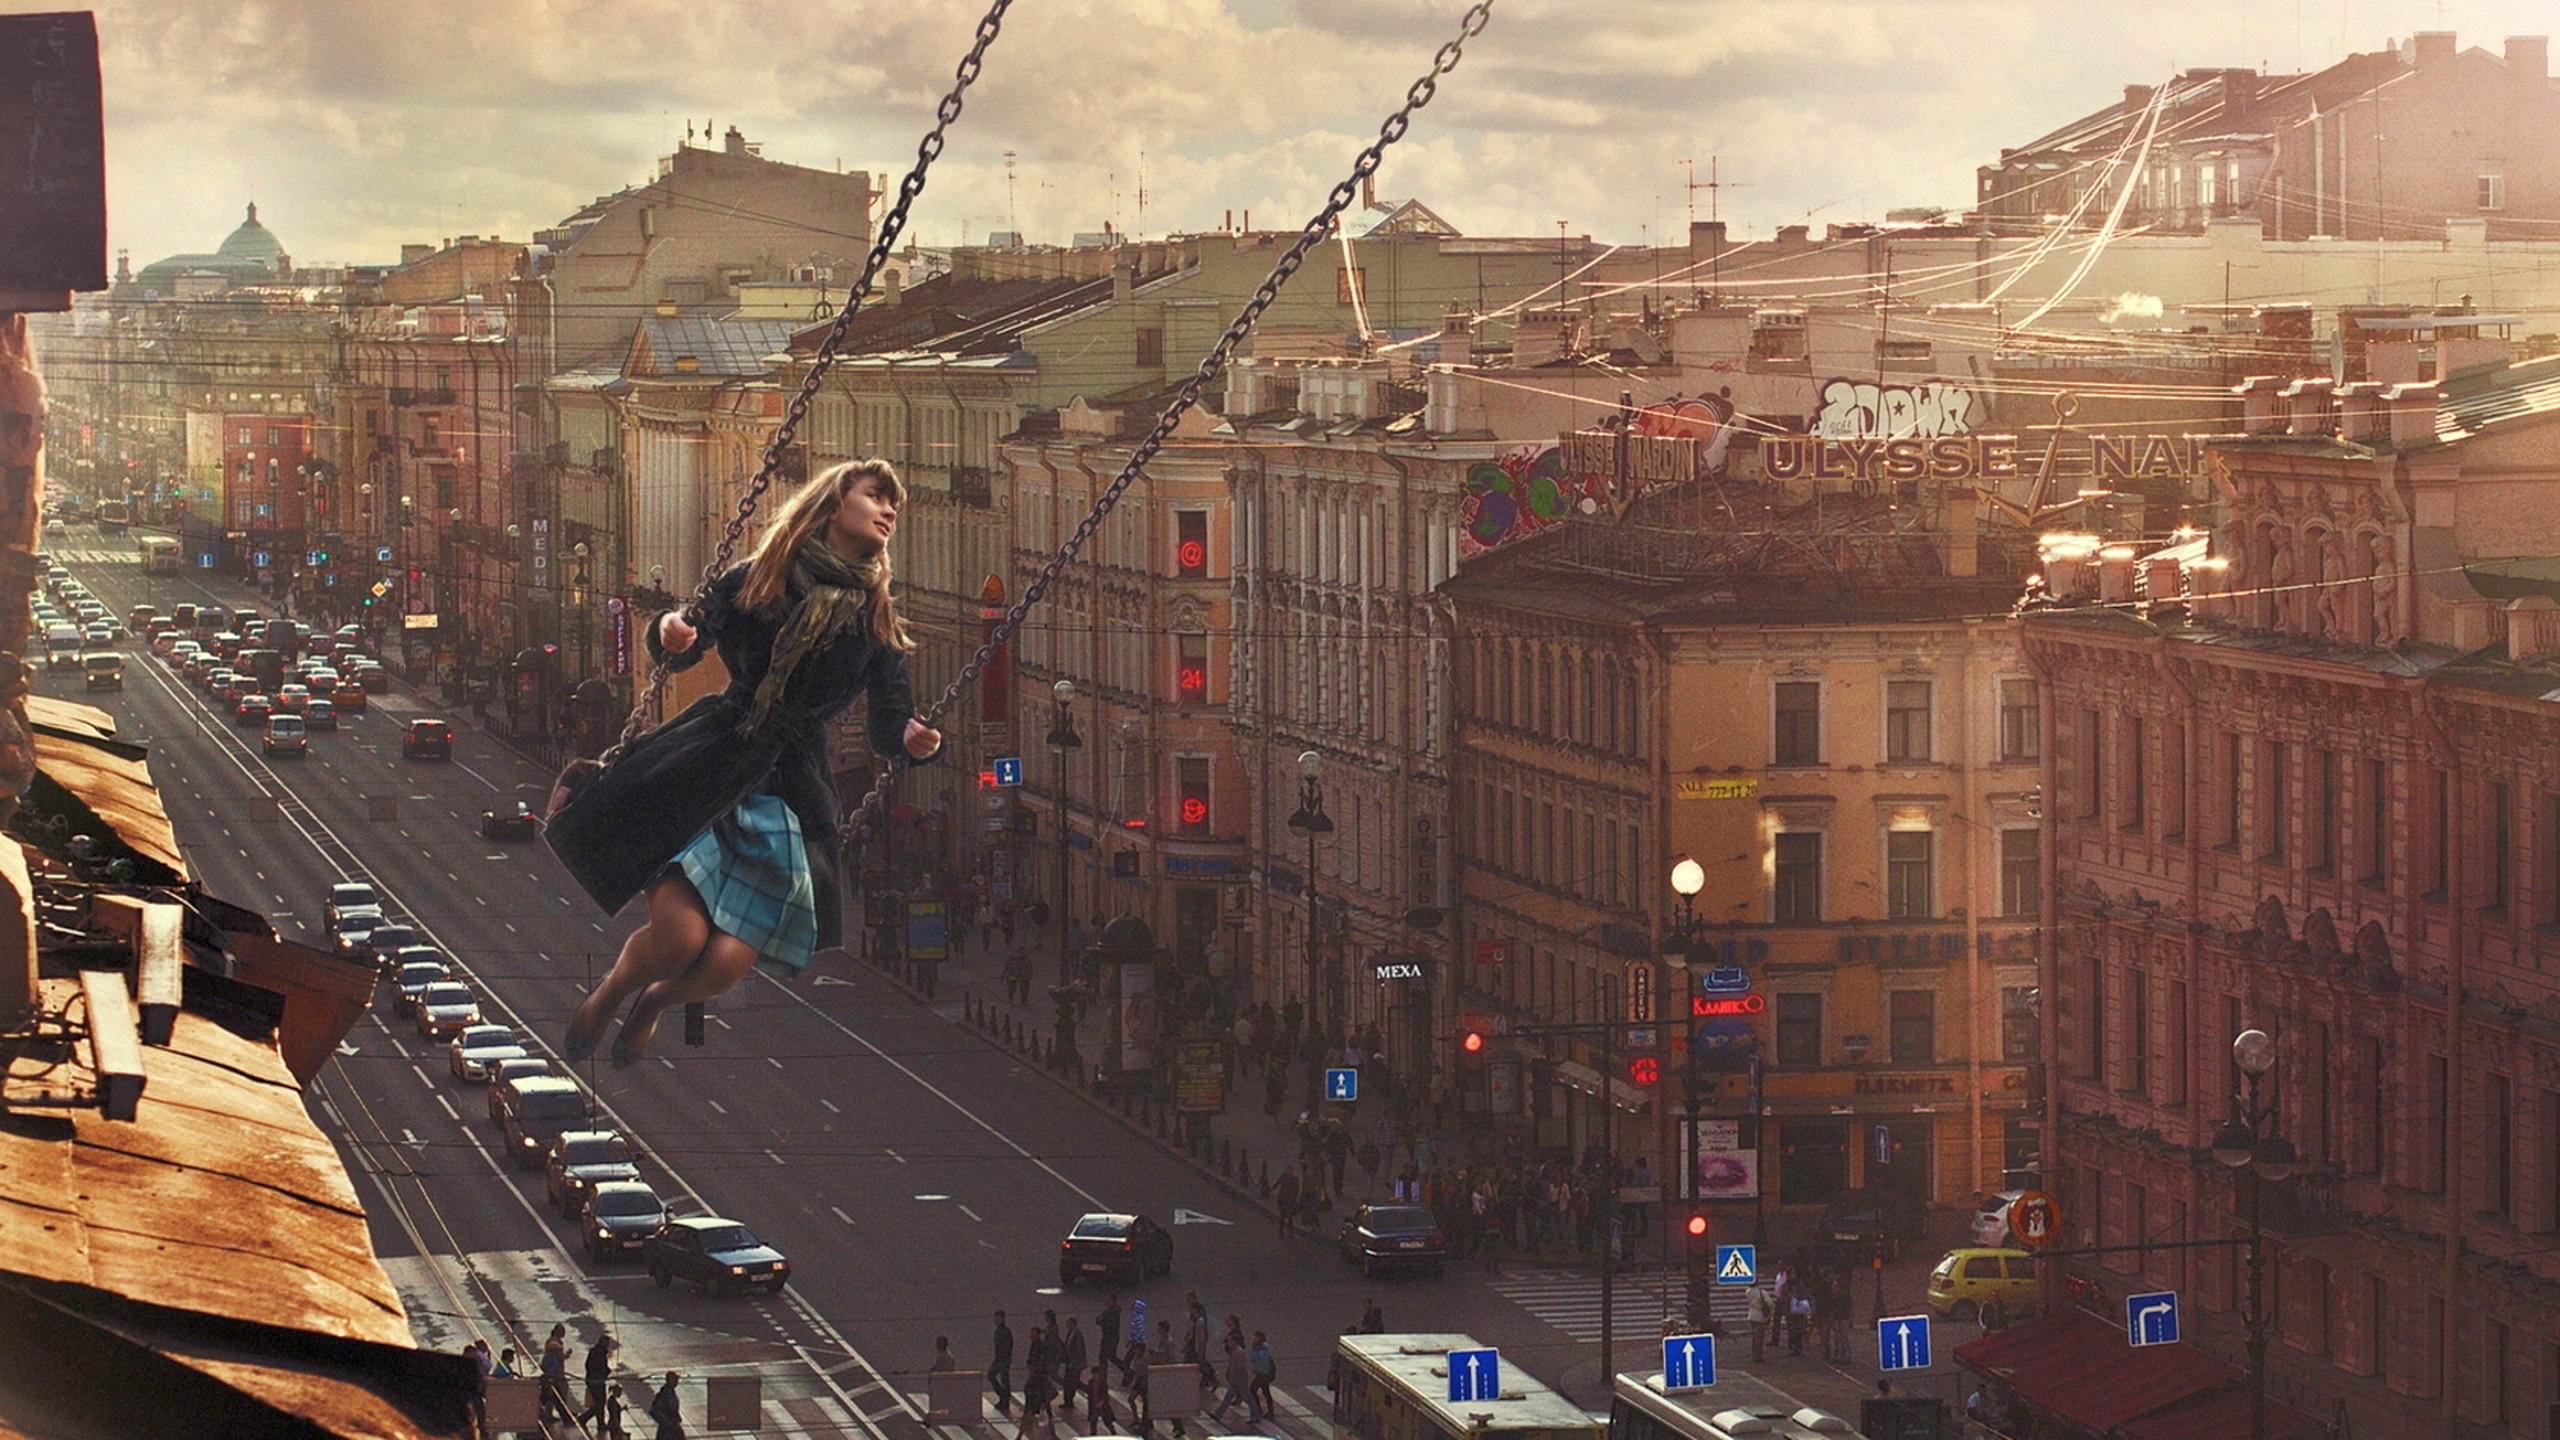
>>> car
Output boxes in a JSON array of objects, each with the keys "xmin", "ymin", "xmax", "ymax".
[
  {"xmin": 234, "ymin": 692, "xmax": 274, "ymax": 726},
  {"xmin": 1057, "ymin": 1212, "xmax": 1173, "ymax": 1286},
  {"xmin": 306, "ymin": 668, "xmax": 341, "ymax": 697},
  {"xmin": 485, "ymin": 1056, "xmax": 553, "ymax": 1122},
  {"xmin": 495, "ymin": 1075, "xmax": 590, "ymax": 1169},
  {"xmin": 334, "ymin": 679, "xmax": 369, "ymax": 710},
  {"xmin": 127, "ymin": 605, "xmax": 157, "ymax": 631},
  {"xmin": 43, "ymin": 517, "xmax": 64, "ymax": 538},
  {"xmin": 582, "ymin": 1181, "xmax": 671, "ymax": 1263},
  {"xmin": 275, "ymin": 682, "xmax": 311, "ymax": 713},
  {"xmin": 448, "ymin": 1023, "xmax": 528, "ymax": 1082},
  {"xmin": 1926, "ymin": 1247, "xmax": 2040, "ymax": 1322},
  {"xmin": 304, "ymin": 697, "xmax": 338, "ymax": 731},
  {"xmin": 1818, "ymin": 1186, "xmax": 1929, "ymax": 1265},
  {"xmin": 545, "ymin": 1130, "xmax": 642, "ymax": 1215},
  {"xmin": 368, "ymin": 933, "xmax": 433, "ymax": 975},
  {"xmin": 81, "ymin": 653, "xmax": 123, "ymax": 691},
  {"xmin": 414, "ymin": 981, "xmax": 481, "ymax": 1040},
  {"xmin": 82, "ymin": 623, "xmax": 111, "ymax": 647},
  {"xmin": 207, "ymin": 671, "xmax": 244, "ymax": 702},
  {"xmin": 185, "ymin": 654, "xmax": 220, "ymax": 686},
  {"xmin": 336, "ymin": 623, "xmax": 364, "ymax": 643},
  {"xmin": 1335, "ymin": 1202, "xmax": 1447, "ymax": 1278},
  {"xmin": 167, "ymin": 638, "xmax": 200, "ymax": 664},
  {"xmin": 1972, "ymin": 1189, "xmax": 2029, "ymax": 1248},
  {"xmin": 481, "ymin": 799, "xmax": 540, "ymax": 841},
  {"xmin": 263, "ymin": 713, "xmax": 308, "ymax": 756},
  {"xmin": 98, "ymin": 617, "xmax": 124, "ymax": 641},
  {"xmin": 208, "ymin": 630, "xmax": 243, "ymax": 659},
  {"xmin": 325, "ymin": 883, "xmax": 380, "ymax": 927},
  {"xmin": 404, "ymin": 717, "xmax": 451, "ymax": 760},
  {"xmin": 644, "ymin": 1216, "xmax": 790, "ymax": 1295},
  {"xmin": 390, "ymin": 958, "xmax": 449, "ymax": 1015},
  {"xmin": 332, "ymin": 906, "xmax": 386, "ymax": 958}
]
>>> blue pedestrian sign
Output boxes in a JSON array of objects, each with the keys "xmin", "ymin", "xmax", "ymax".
[
  {"xmin": 1659, "ymin": 1333, "xmax": 1716, "ymax": 1391},
  {"xmin": 1877, "ymin": 1314, "xmax": 1932, "ymax": 1372},
  {"xmin": 1715, "ymin": 1245, "xmax": 1757, "ymax": 1285},
  {"xmin": 1325, "ymin": 1068, "xmax": 1359, "ymax": 1102},
  {"xmin": 2127, "ymin": 1291, "xmax": 2180, "ymax": 1347},
  {"xmin": 1446, "ymin": 1348, "xmax": 1500, "ymax": 1403},
  {"xmin": 992, "ymin": 756, "xmax": 1024, "ymax": 787}
]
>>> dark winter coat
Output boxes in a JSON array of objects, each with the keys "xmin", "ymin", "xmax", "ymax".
[{"xmin": 547, "ymin": 563, "xmax": 933, "ymax": 952}]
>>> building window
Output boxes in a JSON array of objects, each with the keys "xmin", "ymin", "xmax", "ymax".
[
  {"xmin": 1773, "ymin": 832, "xmax": 1822, "ymax": 922},
  {"xmin": 2086, "ymin": 955, "xmax": 2107, "ymax": 1081},
  {"xmin": 2428, "ymin": 768, "xmax": 2451, "ymax": 900},
  {"xmin": 2487, "ymin": 781, "xmax": 2512, "ymax": 913},
  {"xmin": 2162, "ymin": 722, "xmax": 2187, "ymax": 838},
  {"xmin": 1886, "ymin": 830, "xmax": 1934, "ymax": 918},
  {"xmin": 1774, "ymin": 681, "xmax": 1820, "ymax": 765},
  {"xmin": 1174, "ymin": 508, "xmax": 1209, "ymax": 578},
  {"xmin": 2128, "ymin": 968, "xmax": 2151, "ymax": 1096},
  {"xmin": 2224, "ymin": 731, "xmax": 2245, "ymax": 848},
  {"xmin": 1885, "ymin": 680, "xmax": 1932, "ymax": 763},
  {"xmin": 1175, "ymin": 631, "xmax": 1208, "ymax": 708},
  {"xmin": 1177, "ymin": 756, "xmax": 1211, "ymax": 835},
  {"xmin": 1776, "ymin": 992, "xmax": 1822, "ymax": 1066},
  {"xmin": 2081, "ymin": 709, "xmax": 2104, "ymax": 818},
  {"xmin": 2166, "ymin": 979, "xmax": 2189, "ymax": 1104},
  {"xmin": 1888, "ymin": 990, "xmax": 1935, "ymax": 1064},
  {"xmin": 1999, "ymin": 679, "xmax": 2039, "ymax": 761},
  {"xmin": 2479, "ymin": 169, "xmax": 2507, "ymax": 211},
  {"xmin": 1999, "ymin": 828, "xmax": 2041, "ymax": 917},
  {"xmin": 2485, "ymin": 1072, "xmax": 2512, "ymax": 1217},
  {"xmin": 2313, "ymin": 749, "xmax": 2338, "ymax": 871},
  {"xmin": 2000, "ymin": 986, "xmax": 2038, "ymax": 1062},
  {"xmin": 2365, "ymin": 758, "xmax": 2389, "ymax": 884},
  {"xmin": 1135, "ymin": 327, "xmax": 1164, "ymax": 368},
  {"xmin": 2261, "ymin": 740, "xmax": 2286, "ymax": 863},
  {"xmin": 2125, "ymin": 717, "xmax": 2146, "ymax": 830}
]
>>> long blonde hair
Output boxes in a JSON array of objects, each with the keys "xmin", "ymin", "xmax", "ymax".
[{"xmin": 736, "ymin": 459, "xmax": 914, "ymax": 652}]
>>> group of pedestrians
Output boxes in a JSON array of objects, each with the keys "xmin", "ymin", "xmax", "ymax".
[
  {"xmin": 1752, "ymin": 1257, "xmax": 1854, "ymax": 1362},
  {"xmin": 459, "ymin": 1328, "xmax": 683, "ymax": 1439},
  {"xmin": 980, "ymin": 1292, "xmax": 1282, "ymax": 1437}
]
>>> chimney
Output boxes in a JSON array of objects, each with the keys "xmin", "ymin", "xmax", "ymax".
[
  {"xmin": 724, "ymin": 125, "xmax": 750, "ymax": 156},
  {"xmin": 2124, "ymin": 84, "xmax": 2156, "ymax": 114},
  {"xmin": 1111, "ymin": 258, "xmax": 1134, "ymax": 302},
  {"xmin": 2385, "ymin": 382, "xmax": 2442, "ymax": 447},
  {"xmin": 2412, "ymin": 31, "xmax": 2456, "ymax": 69},
  {"xmin": 2282, "ymin": 377, "xmax": 2337, "ymax": 436},
  {"xmin": 2336, "ymin": 381, "xmax": 2392, "ymax": 443},
  {"xmin": 400, "ymin": 243, "xmax": 432, "ymax": 267},
  {"xmin": 2144, "ymin": 553, "xmax": 2188, "ymax": 609},
  {"xmin": 2096, "ymin": 545, "xmax": 2140, "ymax": 602},
  {"xmin": 2234, "ymin": 375, "xmax": 2291, "ymax": 433},
  {"xmin": 2508, "ymin": 35, "xmax": 2550, "ymax": 81},
  {"xmin": 2506, "ymin": 596, "xmax": 2560, "ymax": 662},
  {"xmin": 1439, "ymin": 307, "xmax": 1476, "ymax": 367},
  {"xmin": 1688, "ymin": 220, "xmax": 1727, "ymax": 255},
  {"xmin": 1942, "ymin": 488, "xmax": 1978, "ymax": 578},
  {"xmin": 882, "ymin": 267, "xmax": 902, "ymax": 306},
  {"xmin": 1775, "ymin": 225, "xmax": 1810, "ymax": 247}
]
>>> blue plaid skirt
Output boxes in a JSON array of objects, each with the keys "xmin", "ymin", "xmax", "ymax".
[{"xmin": 675, "ymin": 793, "xmax": 818, "ymax": 975}]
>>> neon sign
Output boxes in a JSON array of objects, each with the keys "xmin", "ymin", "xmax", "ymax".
[{"xmin": 1693, "ymin": 994, "xmax": 1767, "ymax": 1016}]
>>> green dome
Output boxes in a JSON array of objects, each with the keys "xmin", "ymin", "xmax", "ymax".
[{"xmin": 215, "ymin": 202, "xmax": 286, "ymax": 270}]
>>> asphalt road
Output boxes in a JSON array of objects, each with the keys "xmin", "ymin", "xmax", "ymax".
[{"xmin": 42, "ymin": 531, "xmax": 1921, "ymax": 1437}]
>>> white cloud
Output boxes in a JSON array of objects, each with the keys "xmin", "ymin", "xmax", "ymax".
[{"xmin": 13, "ymin": 0, "xmax": 2556, "ymax": 266}]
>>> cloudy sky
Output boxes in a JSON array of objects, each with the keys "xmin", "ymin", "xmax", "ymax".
[{"xmin": 19, "ymin": 0, "xmax": 2559, "ymax": 269}]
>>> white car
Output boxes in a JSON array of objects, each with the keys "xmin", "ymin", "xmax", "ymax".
[
  {"xmin": 449, "ymin": 1024, "xmax": 530, "ymax": 1082},
  {"xmin": 1972, "ymin": 1188, "xmax": 2029, "ymax": 1247}
]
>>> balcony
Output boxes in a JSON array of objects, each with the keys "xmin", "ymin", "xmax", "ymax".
[
  {"xmin": 387, "ymin": 387, "xmax": 457, "ymax": 408},
  {"xmin": 2255, "ymin": 1166, "xmax": 2344, "ymax": 1237}
]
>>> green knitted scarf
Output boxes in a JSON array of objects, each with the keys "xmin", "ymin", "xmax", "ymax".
[{"xmin": 737, "ymin": 538, "xmax": 880, "ymax": 735}]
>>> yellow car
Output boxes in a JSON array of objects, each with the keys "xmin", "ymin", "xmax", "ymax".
[{"xmin": 1925, "ymin": 1247, "xmax": 2039, "ymax": 1322}]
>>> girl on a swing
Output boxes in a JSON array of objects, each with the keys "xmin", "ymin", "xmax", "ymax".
[{"xmin": 548, "ymin": 459, "xmax": 942, "ymax": 1067}]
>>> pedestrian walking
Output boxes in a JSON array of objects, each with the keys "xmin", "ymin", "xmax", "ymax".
[
  {"xmin": 1746, "ymin": 1283, "xmax": 1773, "ymax": 1364},
  {"xmin": 1274, "ymin": 1165, "xmax": 1302, "ymax": 1235},
  {"xmin": 1358, "ymin": 1297, "xmax": 1386, "ymax": 1334},
  {"xmin": 492, "ymin": 1346, "xmax": 520, "ymax": 1379},
  {"xmin": 930, "ymin": 1336, "xmax": 958, "ymax": 1371},
  {"xmin": 1021, "ymin": 1325, "xmax": 1056, "ymax": 1428},
  {"xmin": 1059, "ymin": 1316, "xmax": 1088, "ymax": 1415},
  {"xmin": 539, "ymin": 1324, "xmax": 572, "ymax": 1425},
  {"xmin": 462, "ymin": 1341, "xmax": 490, "ymax": 1438},
  {"xmin": 600, "ymin": 1380, "xmax": 630, "ymax": 1440},
  {"xmin": 648, "ymin": 1371, "xmax": 686, "ymax": 1440},
  {"xmin": 1097, "ymin": 1293, "xmax": 1125, "ymax": 1387},
  {"xmin": 1247, "ymin": 1331, "xmax": 1276, "ymax": 1422},
  {"xmin": 1785, "ymin": 1291, "xmax": 1812, "ymax": 1356},
  {"xmin": 1207, "ymin": 1328, "xmax": 1251, "ymax": 1423},
  {"xmin": 1083, "ymin": 1359, "xmax": 1121, "ymax": 1435},
  {"xmin": 989, "ymin": 1309, "xmax": 1016, "ymax": 1416},
  {"xmin": 578, "ymin": 1332, "xmax": 619, "ymax": 1432}
]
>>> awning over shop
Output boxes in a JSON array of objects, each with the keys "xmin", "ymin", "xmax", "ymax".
[{"xmin": 1954, "ymin": 1310, "xmax": 2236, "ymax": 1433}]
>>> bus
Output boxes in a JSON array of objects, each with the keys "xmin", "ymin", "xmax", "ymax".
[
  {"xmin": 141, "ymin": 536, "xmax": 181, "ymax": 575},
  {"xmin": 1334, "ymin": 1334, "xmax": 1603, "ymax": 1440},
  {"xmin": 1609, "ymin": 1370, "xmax": 1861, "ymax": 1440},
  {"xmin": 97, "ymin": 499, "xmax": 130, "ymax": 532}
]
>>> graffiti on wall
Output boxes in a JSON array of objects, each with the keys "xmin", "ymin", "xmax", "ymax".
[
  {"xmin": 1811, "ymin": 378, "xmax": 1980, "ymax": 439},
  {"xmin": 1460, "ymin": 392, "xmax": 1739, "ymax": 555}
]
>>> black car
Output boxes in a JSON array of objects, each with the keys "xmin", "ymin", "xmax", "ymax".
[
  {"xmin": 582, "ymin": 1181, "xmax": 670, "ymax": 1263},
  {"xmin": 545, "ymin": 1129, "xmax": 642, "ymax": 1216},
  {"xmin": 1057, "ymin": 1212, "xmax": 1172, "ymax": 1286},
  {"xmin": 1819, "ymin": 1185, "xmax": 1929, "ymax": 1264},
  {"xmin": 481, "ymin": 799, "xmax": 539, "ymax": 840},
  {"xmin": 644, "ymin": 1216, "xmax": 789, "ymax": 1295},
  {"xmin": 403, "ymin": 718, "xmax": 452, "ymax": 761},
  {"xmin": 1336, "ymin": 1203, "xmax": 1447, "ymax": 1278}
]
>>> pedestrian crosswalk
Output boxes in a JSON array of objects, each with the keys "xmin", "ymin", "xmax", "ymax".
[
  {"xmin": 928, "ymin": 1379, "xmax": 1339, "ymax": 1440},
  {"xmin": 48, "ymin": 547, "xmax": 138, "ymax": 566},
  {"xmin": 1485, "ymin": 1265, "xmax": 1756, "ymax": 1343}
]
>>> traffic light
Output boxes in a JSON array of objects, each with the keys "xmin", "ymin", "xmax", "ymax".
[
  {"xmin": 1684, "ymin": 1209, "xmax": 1716, "ymax": 1332},
  {"xmin": 1458, "ymin": 1029, "xmax": 1486, "ymax": 1065}
]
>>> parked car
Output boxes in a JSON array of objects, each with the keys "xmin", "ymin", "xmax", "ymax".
[
  {"xmin": 391, "ymin": 958, "xmax": 449, "ymax": 1016},
  {"xmin": 481, "ymin": 799, "xmax": 539, "ymax": 840},
  {"xmin": 1057, "ymin": 1212, "xmax": 1173, "ymax": 1286},
  {"xmin": 1335, "ymin": 1203, "xmax": 1447, "ymax": 1278},
  {"xmin": 414, "ymin": 981, "xmax": 481, "ymax": 1040},
  {"xmin": 485, "ymin": 1057, "xmax": 553, "ymax": 1122},
  {"xmin": 582, "ymin": 1181, "xmax": 671, "ymax": 1264},
  {"xmin": 304, "ymin": 697, "xmax": 338, "ymax": 731},
  {"xmin": 1818, "ymin": 1186, "xmax": 1929, "ymax": 1264},
  {"xmin": 1972, "ymin": 1189, "xmax": 2029, "ymax": 1248},
  {"xmin": 495, "ymin": 1075, "xmax": 590, "ymax": 1169},
  {"xmin": 1926, "ymin": 1247, "xmax": 2040, "ymax": 1322},
  {"xmin": 403, "ymin": 718, "xmax": 451, "ymax": 760},
  {"xmin": 448, "ymin": 1024, "xmax": 529, "ymax": 1082},
  {"xmin": 544, "ymin": 1130, "xmax": 641, "ymax": 1216},
  {"xmin": 644, "ymin": 1216, "xmax": 790, "ymax": 1295}
]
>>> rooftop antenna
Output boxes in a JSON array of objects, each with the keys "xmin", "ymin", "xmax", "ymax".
[
  {"xmin": 1004, "ymin": 150, "xmax": 1019, "ymax": 234},
  {"xmin": 1136, "ymin": 150, "xmax": 1149, "ymax": 240},
  {"xmin": 1683, "ymin": 156, "xmax": 1750, "ymax": 304}
]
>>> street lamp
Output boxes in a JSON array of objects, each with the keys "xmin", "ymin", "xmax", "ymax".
[
  {"xmin": 2213, "ymin": 1028, "xmax": 2295, "ymax": 1440},
  {"xmin": 1286, "ymin": 751, "xmax": 1334, "ymax": 1033},
  {"xmin": 1048, "ymin": 680, "xmax": 1083, "ymax": 983}
]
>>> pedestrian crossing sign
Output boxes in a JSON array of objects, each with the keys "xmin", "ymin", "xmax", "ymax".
[{"xmin": 1715, "ymin": 1245, "xmax": 1756, "ymax": 1284}]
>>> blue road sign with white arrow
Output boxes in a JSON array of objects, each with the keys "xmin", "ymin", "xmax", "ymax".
[
  {"xmin": 1715, "ymin": 1245, "xmax": 1757, "ymax": 1284},
  {"xmin": 2127, "ymin": 1291, "xmax": 2180, "ymax": 1347},
  {"xmin": 1877, "ymin": 1314, "xmax": 1932, "ymax": 1372},
  {"xmin": 1660, "ymin": 1334, "xmax": 1716, "ymax": 1391},
  {"xmin": 1326, "ymin": 1068, "xmax": 1359, "ymax": 1102},
  {"xmin": 993, "ymin": 757, "xmax": 1024, "ymax": 787},
  {"xmin": 1447, "ymin": 1348, "xmax": 1500, "ymax": 1403}
]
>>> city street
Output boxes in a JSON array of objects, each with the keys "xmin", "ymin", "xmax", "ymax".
[{"xmin": 34, "ymin": 530, "xmax": 1965, "ymax": 1436}]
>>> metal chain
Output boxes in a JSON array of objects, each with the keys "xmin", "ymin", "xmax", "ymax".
[
  {"xmin": 599, "ymin": 0, "xmax": 1016, "ymax": 765},
  {"xmin": 844, "ymin": 0, "xmax": 1497, "ymax": 835}
]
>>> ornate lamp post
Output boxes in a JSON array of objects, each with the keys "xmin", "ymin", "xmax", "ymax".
[
  {"xmin": 2212, "ymin": 1028, "xmax": 2296, "ymax": 1440},
  {"xmin": 1285, "ymin": 751, "xmax": 1334, "ymax": 1032},
  {"xmin": 1667, "ymin": 854, "xmax": 1708, "ymax": 1199},
  {"xmin": 1047, "ymin": 680, "xmax": 1083, "ymax": 982}
]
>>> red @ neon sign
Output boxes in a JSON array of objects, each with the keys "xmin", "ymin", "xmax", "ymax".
[{"xmin": 1692, "ymin": 994, "xmax": 1767, "ymax": 1016}]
